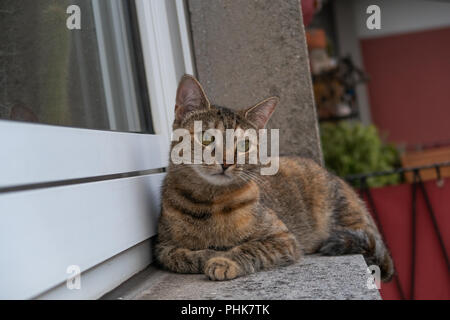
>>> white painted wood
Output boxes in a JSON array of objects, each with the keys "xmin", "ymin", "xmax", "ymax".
[
  {"xmin": 35, "ymin": 239, "xmax": 153, "ymax": 300},
  {"xmin": 135, "ymin": 1, "xmax": 170, "ymax": 139},
  {"xmin": 0, "ymin": 173, "xmax": 165, "ymax": 299},
  {"xmin": 135, "ymin": 0, "xmax": 189, "ymax": 140},
  {"xmin": 0, "ymin": 120, "xmax": 169, "ymax": 188},
  {"xmin": 175, "ymin": 0, "xmax": 196, "ymax": 76}
]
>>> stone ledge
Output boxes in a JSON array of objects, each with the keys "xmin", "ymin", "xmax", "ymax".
[{"xmin": 102, "ymin": 255, "xmax": 381, "ymax": 300}]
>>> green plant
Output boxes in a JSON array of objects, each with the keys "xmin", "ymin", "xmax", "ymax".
[{"xmin": 320, "ymin": 122, "xmax": 401, "ymax": 188}]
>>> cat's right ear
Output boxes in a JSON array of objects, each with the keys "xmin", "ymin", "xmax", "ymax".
[{"xmin": 174, "ymin": 75, "xmax": 210, "ymax": 124}]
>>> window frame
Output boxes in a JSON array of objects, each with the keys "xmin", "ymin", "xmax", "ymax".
[{"xmin": 0, "ymin": 0, "xmax": 194, "ymax": 299}]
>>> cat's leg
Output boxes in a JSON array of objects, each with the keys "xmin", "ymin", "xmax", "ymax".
[
  {"xmin": 156, "ymin": 244, "xmax": 218, "ymax": 274},
  {"xmin": 204, "ymin": 231, "xmax": 301, "ymax": 281}
]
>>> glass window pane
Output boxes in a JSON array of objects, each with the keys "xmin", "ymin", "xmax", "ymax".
[{"xmin": 0, "ymin": 0, "xmax": 153, "ymax": 133}]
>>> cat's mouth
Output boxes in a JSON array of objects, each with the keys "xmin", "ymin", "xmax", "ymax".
[
  {"xmin": 193, "ymin": 165, "xmax": 235, "ymax": 185},
  {"xmin": 212, "ymin": 172, "xmax": 232, "ymax": 178}
]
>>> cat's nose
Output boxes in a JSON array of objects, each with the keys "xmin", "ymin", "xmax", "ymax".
[{"xmin": 221, "ymin": 163, "xmax": 231, "ymax": 171}]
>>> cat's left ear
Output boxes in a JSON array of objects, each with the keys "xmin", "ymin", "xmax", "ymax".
[
  {"xmin": 244, "ymin": 97, "xmax": 279, "ymax": 129},
  {"xmin": 174, "ymin": 75, "xmax": 210, "ymax": 124}
]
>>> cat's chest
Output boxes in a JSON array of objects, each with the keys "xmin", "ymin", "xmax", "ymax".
[
  {"xmin": 166, "ymin": 205, "xmax": 257, "ymax": 250},
  {"xmin": 164, "ymin": 181, "xmax": 260, "ymax": 249}
]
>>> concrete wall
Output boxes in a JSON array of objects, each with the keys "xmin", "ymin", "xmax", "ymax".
[{"xmin": 187, "ymin": 0, "xmax": 322, "ymax": 164}]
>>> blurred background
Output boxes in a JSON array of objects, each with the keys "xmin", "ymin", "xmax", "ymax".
[{"xmin": 302, "ymin": 0, "xmax": 450, "ymax": 300}]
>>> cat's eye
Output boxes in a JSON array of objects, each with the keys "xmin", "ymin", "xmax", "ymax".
[
  {"xmin": 237, "ymin": 139, "xmax": 250, "ymax": 153},
  {"xmin": 200, "ymin": 132, "xmax": 215, "ymax": 146}
]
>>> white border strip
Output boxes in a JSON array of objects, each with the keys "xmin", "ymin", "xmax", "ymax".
[
  {"xmin": 135, "ymin": 0, "xmax": 194, "ymax": 140},
  {"xmin": 0, "ymin": 120, "xmax": 168, "ymax": 187}
]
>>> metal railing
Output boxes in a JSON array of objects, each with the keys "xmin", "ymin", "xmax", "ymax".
[{"xmin": 346, "ymin": 162, "xmax": 450, "ymax": 300}]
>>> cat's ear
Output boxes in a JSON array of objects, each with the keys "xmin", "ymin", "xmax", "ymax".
[
  {"xmin": 175, "ymin": 75, "xmax": 210, "ymax": 123},
  {"xmin": 244, "ymin": 97, "xmax": 279, "ymax": 129}
]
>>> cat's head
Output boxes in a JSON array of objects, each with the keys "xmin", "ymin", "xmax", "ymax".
[{"xmin": 169, "ymin": 75, "xmax": 278, "ymax": 186}]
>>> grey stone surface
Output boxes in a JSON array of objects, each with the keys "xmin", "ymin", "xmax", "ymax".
[
  {"xmin": 103, "ymin": 255, "xmax": 381, "ymax": 300},
  {"xmin": 187, "ymin": 0, "xmax": 322, "ymax": 164}
]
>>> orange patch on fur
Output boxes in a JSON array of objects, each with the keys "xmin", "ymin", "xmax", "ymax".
[
  {"xmin": 213, "ymin": 207, "xmax": 255, "ymax": 233},
  {"xmin": 213, "ymin": 181, "xmax": 258, "ymax": 205}
]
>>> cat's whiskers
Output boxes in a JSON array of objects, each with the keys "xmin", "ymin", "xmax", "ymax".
[
  {"xmin": 240, "ymin": 170, "xmax": 266, "ymax": 186},
  {"xmin": 239, "ymin": 171, "xmax": 275, "ymax": 202}
]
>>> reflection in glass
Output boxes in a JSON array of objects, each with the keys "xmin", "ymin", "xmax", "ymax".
[{"xmin": 0, "ymin": 0, "xmax": 153, "ymax": 133}]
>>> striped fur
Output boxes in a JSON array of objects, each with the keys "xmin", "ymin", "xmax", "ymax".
[{"xmin": 155, "ymin": 76, "xmax": 394, "ymax": 282}]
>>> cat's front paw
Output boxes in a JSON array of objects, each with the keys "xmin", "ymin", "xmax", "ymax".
[{"xmin": 204, "ymin": 257, "xmax": 241, "ymax": 281}]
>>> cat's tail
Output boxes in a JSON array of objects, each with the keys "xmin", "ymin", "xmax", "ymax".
[{"xmin": 319, "ymin": 228, "xmax": 395, "ymax": 282}]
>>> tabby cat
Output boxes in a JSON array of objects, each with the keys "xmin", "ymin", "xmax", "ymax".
[{"xmin": 155, "ymin": 75, "xmax": 394, "ymax": 282}]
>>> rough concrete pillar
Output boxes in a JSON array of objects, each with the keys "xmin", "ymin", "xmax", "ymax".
[{"xmin": 187, "ymin": 0, "xmax": 322, "ymax": 164}]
